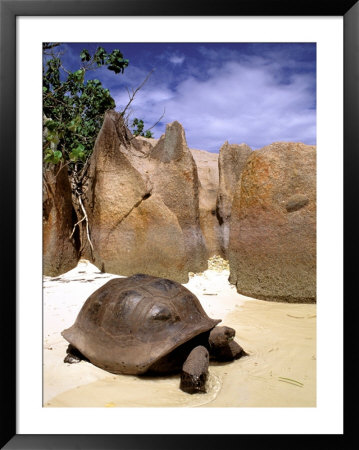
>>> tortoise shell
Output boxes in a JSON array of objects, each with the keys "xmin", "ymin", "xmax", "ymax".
[{"xmin": 61, "ymin": 274, "xmax": 221, "ymax": 375}]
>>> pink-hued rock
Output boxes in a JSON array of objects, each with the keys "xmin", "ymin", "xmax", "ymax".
[
  {"xmin": 190, "ymin": 148, "xmax": 223, "ymax": 258},
  {"xmin": 216, "ymin": 141, "xmax": 252, "ymax": 256},
  {"xmin": 131, "ymin": 139, "xmax": 223, "ymax": 259},
  {"xmin": 84, "ymin": 111, "xmax": 188, "ymax": 282},
  {"xmin": 147, "ymin": 121, "xmax": 208, "ymax": 273},
  {"xmin": 228, "ymin": 142, "xmax": 316, "ymax": 303}
]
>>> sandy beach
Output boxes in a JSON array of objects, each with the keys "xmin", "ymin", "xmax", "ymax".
[{"xmin": 43, "ymin": 259, "xmax": 316, "ymax": 408}]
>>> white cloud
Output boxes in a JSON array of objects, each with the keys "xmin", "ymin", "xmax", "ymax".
[
  {"xmin": 113, "ymin": 54, "xmax": 316, "ymax": 152},
  {"xmin": 169, "ymin": 55, "xmax": 185, "ymax": 65}
]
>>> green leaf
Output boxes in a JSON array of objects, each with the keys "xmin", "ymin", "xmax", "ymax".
[
  {"xmin": 53, "ymin": 150, "xmax": 62, "ymax": 160},
  {"xmin": 107, "ymin": 65, "xmax": 120, "ymax": 74},
  {"xmin": 44, "ymin": 120, "xmax": 59, "ymax": 131},
  {"xmin": 94, "ymin": 47, "xmax": 106, "ymax": 66},
  {"xmin": 68, "ymin": 123, "xmax": 77, "ymax": 132},
  {"xmin": 80, "ymin": 49, "xmax": 91, "ymax": 62},
  {"xmin": 44, "ymin": 149, "xmax": 62, "ymax": 164},
  {"xmin": 75, "ymin": 143, "xmax": 85, "ymax": 152},
  {"xmin": 69, "ymin": 149, "xmax": 85, "ymax": 162},
  {"xmin": 74, "ymin": 69, "xmax": 84, "ymax": 83},
  {"xmin": 69, "ymin": 143, "xmax": 86, "ymax": 161},
  {"xmin": 67, "ymin": 118, "xmax": 81, "ymax": 132},
  {"xmin": 43, "ymin": 45, "xmax": 128, "ymax": 168},
  {"xmin": 46, "ymin": 133, "xmax": 60, "ymax": 145}
]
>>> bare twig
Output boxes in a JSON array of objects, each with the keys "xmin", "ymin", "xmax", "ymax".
[
  {"xmin": 70, "ymin": 216, "xmax": 86, "ymax": 238},
  {"xmin": 77, "ymin": 155, "xmax": 92, "ymax": 184},
  {"xmin": 60, "ymin": 63, "xmax": 71, "ymax": 75},
  {"xmin": 43, "ymin": 44, "xmax": 66, "ymax": 63},
  {"xmin": 78, "ymin": 195, "xmax": 94, "ymax": 256},
  {"xmin": 123, "ymin": 106, "xmax": 134, "ymax": 128},
  {"xmin": 128, "ymin": 108, "xmax": 165, "ymax": 143},
  {"xmin": 69, "ymin": 160, "xmax": 94, "ymax": 256},
  {"xmin": 43, "ymin": 43, "xmax": 61, "ymax": 51},
  {"xmin": 71, "ymin": 191, "xmax": 94, "ymax": 258},
  {"xmin": 121, "ymin": 68, "xmax": 155, "ymax": 117},
  {"xmin": 146, "ymin": 107, "xmax": 166, "ymax": 132},
  {"xmin": 73, "ymin": 133, "xmax": 92, "ymax": 142},
  {"xmin": 45, "ymin": 95, "xmax": 69, "ymax": 108},
  {"xmin": 55, "ymin": 160, "xmax": 71, "ymax": 178}
]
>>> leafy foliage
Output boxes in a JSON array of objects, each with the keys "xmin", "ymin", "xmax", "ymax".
[
  {"xmin": 43, "ymin": 45, "xmax": 129, "ymax": 168},
  {"xmin": 131, "ymin": 118, "xmax": 154, "ymax": 138}
]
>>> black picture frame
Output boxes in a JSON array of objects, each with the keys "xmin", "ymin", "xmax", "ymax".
[{"xmin": 1, "ymin": 0, "xmax": 356, "ymax": 448}]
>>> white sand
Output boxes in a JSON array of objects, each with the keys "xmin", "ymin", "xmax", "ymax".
[{"xmin": 43, "ymin": 260, "xmax": 316, "ymax": 407}]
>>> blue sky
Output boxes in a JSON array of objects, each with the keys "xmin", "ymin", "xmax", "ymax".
[{"xmin": 56, "ymin": 43, "xmax": 316, "ymax": 153}]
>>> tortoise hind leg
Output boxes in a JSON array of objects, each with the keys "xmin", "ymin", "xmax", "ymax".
[{"xmin": 64, "ymin": 344, "xmax": 86, "ymax": 364}]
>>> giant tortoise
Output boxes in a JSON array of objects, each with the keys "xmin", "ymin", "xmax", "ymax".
[{"xmin": 62, "ymin": 273, "xmax": 246, "ymax": 393}]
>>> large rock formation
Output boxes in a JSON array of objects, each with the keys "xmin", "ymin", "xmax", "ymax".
[
  {"xmin": 216, "ymin": 141, "xmax": 252, "ymax": 256},
  {"xmin": 131, "ymin": 138, "xmax": 222, "ymax": 259},
  {"xmin": 146, "ymin": 121, "xmax": 208, "ymax": 273},
  {"xmin": 190, "ymin": 149, "xmax": 223, "ymax": 258},
  {"xmin": 118, "ymin": 121, "xmax": 209, "ymax": 273},
  {"xmin": 43, "ymin": 164, "xmax": 79, "ymax": 276},
  {"xmin": 84, "ymin": 111, "xmax": 189, "ymax": 282},
  {"xmin": 228, "ymin": 142, "xmax": 316, "ymax": 303}
]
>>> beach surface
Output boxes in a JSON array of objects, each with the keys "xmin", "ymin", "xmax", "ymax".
[{"xmin": 44, "ymin": 259, "xmax": 316, "ymax": 407}]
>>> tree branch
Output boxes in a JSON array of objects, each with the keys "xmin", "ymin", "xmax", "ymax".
[
  {"xmin": 121, "ymin": 68, "xmax": 155, "ymax": 117},
  {"xmin": 78, "ymin": 195, "xmax": 94, "ymax": 256},
  {"xmin": 43, "ymin": 43, "xmax": 61, "ymax": 51},
  {"xmin": 55, "ymin": 160, "xmax": 71, "ymax": 178},
  {"xmin": 146, "ymin": 107, "xmax": 166, "ymax": 132},
  {"xmin": 70, "ymin": 216, "xmax": 86, "ymax": 238}
]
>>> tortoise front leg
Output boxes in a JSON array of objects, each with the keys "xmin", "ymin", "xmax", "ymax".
[
  {"xmin": 180, "ymin": 346, "xmax": 209, "ymax": 394},
  {"xmin": 209, "ymin": 326, "xmax": 246, "ymax": 361}
]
